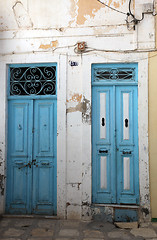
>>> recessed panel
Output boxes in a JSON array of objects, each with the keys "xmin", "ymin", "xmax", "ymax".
[
  {"xmin": 15, "ymin": 107, "xmax": 25, "ymax": 152},
  {"xmin": 34, "ymin": 101, "xmax": 54, "ymax": 157},
  {"xmin": 123, "ymin": 93, "xmax": 129, "ymax": 140},
  {"xmin": 100, "ymin": 156, "xmax": 107, "ymax": 189},
  {"xmin": 12, "ymin": 166, "xmax": 27, "ymax": 203},
  {"xmin": 123, "ymin": 157, "xmax": 130, "ymax": 190},
  {"xmin": 11, "ymin": 103, "xmax": 30, "ymax": 156},
  {"xmin": 100, "ymin": 93, "xmax": 106, "ymax": 139},
  {"xmin": 39, "ymin": 106, "xmax": 50, "ymax": 152}
]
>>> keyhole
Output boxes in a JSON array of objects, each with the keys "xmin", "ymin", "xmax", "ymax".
[
  {"xmin": 125, "ymin": 119, "xmax": 128, "ymax": 128},
  {"xmin": 102, "ymin": 118, "xmax": 105, "ymax": 126},
  {"xmin": 18, "ymin": 124, "xmax": 22, "ymax": 130}
]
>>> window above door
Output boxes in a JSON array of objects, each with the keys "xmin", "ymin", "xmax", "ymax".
[
  {"xmin": 92, "ymin": 63, "xmax": 138, "ymax": 85},
  {"xmin": 8, "ymin": 63, "xmax": 57, "ymax": 97}
]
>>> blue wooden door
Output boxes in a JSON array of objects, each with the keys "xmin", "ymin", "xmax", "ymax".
[
  {"xmin": 32, "ymin": 100, "xmax": 57, "ymax": 214},
  {"xmin": 6, "ymin": 99, "xmax": 57, "ymax": 214},
  {"xmin": 6, "ymin": 100, "xmax": 33, "ymax": 214},
  {"xmin": 116, "ymin": 86, "xmax": 139, "ymax": 204},
  {"xmin": 6, "ymin": 64, "xmax": 57, "ymax": 215},
  {"xmin": 92, "ymin": 64, "xmax": 139, "ymax": 205}
]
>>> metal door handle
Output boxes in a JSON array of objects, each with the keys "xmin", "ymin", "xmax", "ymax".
[
  {"xmin": 125, "ymin": 119, "xmax": 129, "ymax": 128},
  {"xmin": 18, "ymin": 162, "xmax": 31, "ymax": 169},
  {"xmin": 123, "ymin": 151, "xmax": 132, "ymax": 155},
  {"xmin": 41, "ymin": 162, "xmax": 49, "ymax": 166},
  {"xmin": 99, "ymin": 149, "xmax": 108, "ymax": 153},
  {"xmin": 32, "ymin": 159, "xmax": 36, "ymax": 165},
  {"xmin": 102, "ymin": 118, "xmax": 105, "ymax": 126}
]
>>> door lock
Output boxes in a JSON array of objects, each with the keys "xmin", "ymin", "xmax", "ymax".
[
  {"xmin": 123, "ymin": 151, "xmax": 132, "ymax": 155},
  {"xmin": 18, "ymin": 162, "xmax": 32, "ymax": 169},
  {"xmin": 102, "ymin": 118, "xmax": 105, "ymax": 126},
  {"xmin": 125, "ymin": 118, "xmax": 129, "ymax": 128},
  {"xmin": 32, "ymin": 159, "xmax": 36, "ymax": 165},
  {"xmin": 99, "ymin": 149, "xmax": 108, "ymax": 154}
]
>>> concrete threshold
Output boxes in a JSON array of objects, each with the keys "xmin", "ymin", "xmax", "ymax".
[{"xmin": 92, "ymin": 204, "xmax": 140, "ymax": 209}]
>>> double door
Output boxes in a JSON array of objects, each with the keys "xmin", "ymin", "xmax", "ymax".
[
  {"xmin": 6, "ymin": 98, "xmax": 57, "ymax": 214},
  {"xmin": 92, "ymin": 85, "xmax": 139, "ymax": 204}
]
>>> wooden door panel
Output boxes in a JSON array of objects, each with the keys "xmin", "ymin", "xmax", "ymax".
[{"xmin": 6, "ymin": 100, "xmax": 33, "ymax": 214}]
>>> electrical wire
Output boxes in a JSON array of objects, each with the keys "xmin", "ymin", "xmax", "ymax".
[
  {"xmin": 75, "ymin": 46, "xmax": 157, "ymax": 54},
  {"xmin": 96, "ymin": 0, "xmax": 127, "ymax": 15},
  {"xmin": 128, "ymin": 0, "xmax": 144, "ymax": 24}
]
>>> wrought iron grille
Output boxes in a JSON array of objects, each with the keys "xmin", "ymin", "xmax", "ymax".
[
  {"xmin": 10, "ymin": 66, "xmax": 56, "ymax": 95},
  {"xmin": 94, "ymin": 68, "xmax": 135, "ymax": 81}
]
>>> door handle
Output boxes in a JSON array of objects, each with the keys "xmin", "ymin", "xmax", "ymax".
[
  {"xmin": 102, "ymin": 118, "xmax": 105, "ymax": 126},
  {"xmin": 18, "ymin": 162, "xmax": 32, "ymax": 169},
  {"xmin": 122, "ymin": 151, "xmax": 132, "ymax": 155},
  {"xmin": 32, "ymin": 159, "xmax": 36, "ymax": 165},
  {"xmin": 41, "ymin": 162, "xmax": 50, "ymax": 166},
  {"xmin": 99, "ymin": 149, "xmax": 108, "ymax": 154}
]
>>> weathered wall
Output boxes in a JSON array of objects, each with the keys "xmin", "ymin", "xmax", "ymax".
[
  {"xmin": 149, "ymin": 52, "xmax": 157, "ymax": 219},
  {"xmin": 0, "ymin": 0, "xmax": 155, "ymax": 221},
  {"xmin": 148, "ymin": 2, "xmax": 157, "ymax": 219}
]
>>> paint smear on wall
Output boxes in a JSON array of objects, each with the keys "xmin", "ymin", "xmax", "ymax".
[
  {"xmin": 70, "ymin": 0, "xmax": 126, "ymax": 25},
  {"xmin": 39, "ymin": 40, "xmax": 58, "ymax": 50}
]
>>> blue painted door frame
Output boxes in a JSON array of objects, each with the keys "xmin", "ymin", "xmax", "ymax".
[
  {"xmin": 6, "ymin": 63, "xmax": 57, "ymax": 215},
  {"xmin": 92, "ymin": 63, "xmax": 139, "ymax": 205}
]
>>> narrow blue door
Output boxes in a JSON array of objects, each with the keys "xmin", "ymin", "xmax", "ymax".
[
  {"xmin": 32, "ymin": 100, "xmax": 57, "ymax": 214},
  {"xmin": 116, "ymin": 86, "xmax": 139, "ymax": 204},
  {"xmin": 6, "ymin": 100, "xmax": 33, "ymax": 214},
  {"xmin": 92, "ymin": 86, "xmax": 116, "ymax": 203},
  {"xmin": 92, "ymin": 63, "xmax": 139, "ymax": 205},
  {"xmin": 6, "ymin": 64, "xmax": 57, "ymax": 215}
]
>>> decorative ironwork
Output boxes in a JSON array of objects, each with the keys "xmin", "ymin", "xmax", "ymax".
[
  {"xmin": 94, "ymin": 68, "xmax": 135, "ymax": 81},
  {"xmin": 10, "ymin": 66, "xmax": 56, "ymax": 95}
]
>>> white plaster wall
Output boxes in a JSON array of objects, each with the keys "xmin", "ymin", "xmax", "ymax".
[{"xmin": 0, "ymin": 0, "xmax": 154, "ymax": 221}]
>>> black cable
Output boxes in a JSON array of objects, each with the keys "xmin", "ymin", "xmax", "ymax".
[
  {"xmin": 97, "ymin": 0, "xmax": 127, "ymax": 15},
  {"xmin": 128, "ymin": 0, "xmax": 144, "ymax": 24}
]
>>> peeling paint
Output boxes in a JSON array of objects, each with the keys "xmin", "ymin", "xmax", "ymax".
[
  {"xmin": 66, "ymin": 95, "xmax": 91, "ymax": 124},
  {"xmin": 12, "ymin": 1, "xmax": 33, "ymax": 28},
  {"xmin": 66, "ymin": 102, "xmax": 82, "ymax": 113},
  {"xmin": 67, "ymin": 93, "xmax": 82, "ymax": 103},
  {"xmin": 82, "ymin": 201, "xmax": 90, "ymax": 206},
  {"xmin": 142, "ymin": 207, "xmax": 149, "ymax": 216},
  {"xmin": 66, "ymin": 202, "xmax": 71, "ymax": 207},
  {"xmin": 0, "ymin": 174, "xmax": 4, "ymax": 196},
  {"xmin": 39, "ymin": 40, "xmax": 58, "ymax": 50},
  {"xmin": 82, "ymin": 97, "xmax": 91, "ymax": 125},
  {"xmin": 70, "ymin": 0, "xmax": 126, "ymax": 25},
  {"xmin": 77, "ymin": 183, "xmax": 81, "ymax": 190}
]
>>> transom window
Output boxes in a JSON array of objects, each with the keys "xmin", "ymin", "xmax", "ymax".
[
  {"xmin": 93, "ymin": 67, "xmax": 136, "ymax": 82},
  {"xmin": 10, "ymin": 65, "xmax": 56, "ymax": 96}
]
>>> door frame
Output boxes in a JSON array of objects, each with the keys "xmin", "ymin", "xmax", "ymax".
[
  {"xmin": 81, "ymin": 55, "xmax": 150, "ymax": 220},
  {"xmin": 6, "ymin": 63, "xmax": 57, "ymax": 214},
  {"xmin": 91, "ymin": 63, "xmax": 139, "ymax": 205},
  {"xmin": 0, "ymin": 54, "xmax": 67, "ymax": 218}
]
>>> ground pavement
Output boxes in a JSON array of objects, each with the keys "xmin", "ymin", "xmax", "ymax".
[{"xmin": 0, "ymin": 216, "xmax": 157, "ymax": 240}]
